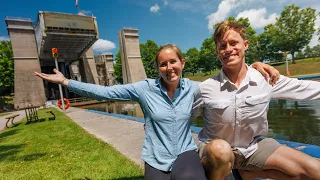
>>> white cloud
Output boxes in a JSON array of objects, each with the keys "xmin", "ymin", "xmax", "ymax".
[
  {"xmin": 206, "ymin": 0, "xmax": 240, "ymax": 31},
  {"xmin": 92, "ymin": 39, "xmax": 116, "ymax": 53},
  {"xmin": 164, "ymin": 0, "xmax": 168, "ymax": 6},
  {"xmin": 150, "ymin": 4, "xmax": 160, "ymax": 13},
  {"xmin": 236, "ymin": 8, "xmax": 278, "ymax": 29},
  {"xmin": 0, "ymin": 36, "xmax": 9, "ymax": 41}
]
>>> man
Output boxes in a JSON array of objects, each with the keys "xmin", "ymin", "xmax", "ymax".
[{"xmin": 192, "ymin": 20, "xmax": 320, "ymax": 179}]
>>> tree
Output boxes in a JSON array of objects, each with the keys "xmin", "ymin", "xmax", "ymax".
[
  {"xmin": 140, "ymin": 40, "xmax": 158, "ymax": 78},
  {"xmin": 311, "ymin": 44, "xmax": 320, "ymax": 57},
  {"xmin": 0, "ymin": 40, "xmax": 14, "ymax": 94},
  {"xmin": 270, "ymin": 4, "xmax": 317, "ymax": 64},
  {"xmin": 295, "ymin": 50, "xmax": 305, "ymax": 60},
  {"xmin": 304, "ymin": 45, "xmax": 313, "ymax": 58},
  {"xmin": 113, "ymin": 50, "xmax": 123, "ymax": 84},
  {"xmin": 236, "ymin": 17, "xmax": 260, "ymax": 64},
  {"xmin": 184, "ymin": 47, "xmax": 200, "ymax": 75},
  {"xmin": 259, "ymin": 24, "xmax": 284, "ymax": 62},
  {"xmin": 199, "ymin": 37, "xmax": 219, "ymax": 74},
  {"xmin": 318, "ymin": 12, "xmax": 320, "ymax": 42}
]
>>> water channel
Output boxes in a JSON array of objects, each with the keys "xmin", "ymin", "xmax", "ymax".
[{"xmin": 80, "ymin": 100, "xmax": 320, "ymax": 146}]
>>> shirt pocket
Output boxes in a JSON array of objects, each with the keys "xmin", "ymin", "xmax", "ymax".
[
  {"xmin": 205, "ymin": 100, "xmax": 232, "ymax": 122},
  {"xmin": 244, "ymin": 93, "xmax": 269, "ymax": 105},
  {"xmin": 207, "ymin": 100, "xmax": 232, "ymax": 109},
  {"xmin": 242, "ymin": 93, "xmax": 270, "ymax": 116}
]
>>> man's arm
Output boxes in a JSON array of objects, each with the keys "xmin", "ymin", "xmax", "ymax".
[
  {"xmin": 191, "ymin": 87, "xmax": 204, "ymax": 121},
  {"xmin": 272, "ymin": 75, "xmax": 320, "ymax": 100},
  {"xmin": 251, "ymin": 62, "xmax": 280, "ymax": 85}
]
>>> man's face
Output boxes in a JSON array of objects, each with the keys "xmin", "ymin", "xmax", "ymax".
[{"xmin": 216, "ymin": 29, "xmax": 248, "ymax": 68}]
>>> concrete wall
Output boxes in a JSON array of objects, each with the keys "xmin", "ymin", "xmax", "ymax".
[
  {"xmin": 118, "ymin": 28, "xmax": 146, "ymax": 84},
  {"xmin": 96, "ymin": 62, "xmax": 107, "ymax": 86},
  {"xmin": 81, "ymin": 47, "xmax": 99, "ymax": 84},
  {"xmin": 6, "ymin": 19, "xmax": 46, "ymax": 109},
  {"xmin": 95, "ymin": 53, "xmax": 116, "ymax": 86}
]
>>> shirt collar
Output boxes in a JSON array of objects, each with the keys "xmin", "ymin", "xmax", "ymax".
[
  {"xmin": 219, "ymin": 64, "xmax": 256, "ymax": 88},
  {"xmin": 155, "ymin": 77, "xmax": 185, "ymax": 90}
]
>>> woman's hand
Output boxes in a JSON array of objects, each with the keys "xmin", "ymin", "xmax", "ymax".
[
  {"xmin": 251, "ymin": 62, "xmax": 280, "ymax": 85},
  {"xmin": 34, "ymin": 68, "xmax": 69, "ymax": 86}
]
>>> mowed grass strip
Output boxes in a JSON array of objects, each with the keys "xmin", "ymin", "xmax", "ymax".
[
  {"xmin": 274, "ymin": 57, "xmax": 320, "ymax": 76},
  {"xmin": 0, "ymin": 108, "xmax": 143, "ymax": 180},
  {"xmin": 0, "ymin": 112, "xmax": 11, "ymax": 117},
  {"xmin": 186, "ymin": 57, "xmax": 320, "ymax": 82}
]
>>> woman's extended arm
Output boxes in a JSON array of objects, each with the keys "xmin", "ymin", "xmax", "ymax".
[
  {"xmin": 34, "ymin": 69, "xmax": 143, "ymax": 102},
  {"xmin": 35, "ymin": 68, "xmax": 70, "ymax": 86}
]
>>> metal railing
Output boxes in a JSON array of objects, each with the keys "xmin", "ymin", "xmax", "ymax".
[{"xmin": 68, "ymin": 97, "xmax": 93, "ymax": 104}]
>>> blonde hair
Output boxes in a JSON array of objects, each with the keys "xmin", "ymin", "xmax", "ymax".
[
  {"xmin": 213, "ymin": 20, "xmax": 246, "ymax": 45},
  {"xmin": 154, "ymin": 44, "xmax": 184, "ymax": 68}
]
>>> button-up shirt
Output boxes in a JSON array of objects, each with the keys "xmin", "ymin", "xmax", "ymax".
[
  {"xmin": 192, "ymin": 66, "xmax": 320, "ymax": 157},
  {"xmin": 68, "ymin": 78, "xmax": 198, "ymax": 171}
]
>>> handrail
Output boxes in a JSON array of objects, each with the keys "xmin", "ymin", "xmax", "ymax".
[{"xmin": 69, "ymin": 97, "xmax": 93, "ymax": 104}]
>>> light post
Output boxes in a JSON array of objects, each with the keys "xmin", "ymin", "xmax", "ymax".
[
  {"xmin": 285, "ymin": 52, "xmax": 290, "ymax": 76},
  {"xmin": 52, "ymin": 48, "xmax": 66, "ymax": 112}
]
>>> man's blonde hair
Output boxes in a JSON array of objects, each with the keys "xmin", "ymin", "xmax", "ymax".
[{"xmin": 213, "ymin": 20, "xmax": 247, "ymax": 45}]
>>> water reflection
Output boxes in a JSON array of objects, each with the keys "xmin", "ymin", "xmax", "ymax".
[
  {"xmin": 267, "ymin": 100, "xmax": 320, "ymax": 146},
  {"xmin": 79, "ymin": 100, "xmax": 320, "ymax": 146}
]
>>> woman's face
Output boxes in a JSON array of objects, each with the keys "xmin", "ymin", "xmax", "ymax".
[{"xmin": 157, "ymin": 48, "xmax": 185, "ymax": 86}]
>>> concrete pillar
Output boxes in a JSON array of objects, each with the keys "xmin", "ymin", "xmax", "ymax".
[
  {"xmin": 5, "ymin": 17, "xmax": 46, "ymax": 109},
  {"xmin": 95, "ymin": 62, "xmax": 107, "ymax": 86},
  {"xmin": 118, "ymin": 28, "xmax": 147, "ymax": 84},
  {"xmin": 82, "ymin": 47, "xmax": 99, "ymax": 84},
  {"xmin": 104, "ymin": 53, "xmax": 115, "ymax": 86}
]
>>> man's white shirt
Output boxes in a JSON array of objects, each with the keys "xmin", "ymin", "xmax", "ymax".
[{"xmin": 192, "ymin": 66, "xmax": 320, "ymax": 157}]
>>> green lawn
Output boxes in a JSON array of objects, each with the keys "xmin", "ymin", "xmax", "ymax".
[
  {"xmin": 185, "ymin": 57, "xmax": 320, "ymax": 82},
  {"xmin": 0, "ymin": 112, "xmax": 11, "ymax": 117},
  {"xmin": 185, "ymin": 70, "xmax": 221, "ymax": 82},
  {"xmin": 273, "ymin": 57, "xmax": 320, "ymax": 76},
  {"xmin": 0, "ymin": 108, "xmax": 143, "ymax": 180}
]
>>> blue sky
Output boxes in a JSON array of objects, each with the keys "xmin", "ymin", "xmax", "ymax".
[{"xmin": 0, "ymin": 0, "xmax": 319, "ymax": 56}]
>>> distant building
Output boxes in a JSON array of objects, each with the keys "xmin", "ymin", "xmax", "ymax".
[
  {"xmin": 5, "ymin": 11, "xmax": 99, "ymax": 109},
  {"xmin": 95, "ymin": 53, "xmax": 116, "ymax": 86}
]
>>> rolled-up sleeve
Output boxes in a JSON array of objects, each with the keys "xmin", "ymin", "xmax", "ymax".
[
  {"xmin": 68, "ymin": 80, "xmax": 145, "ymax": 102},
  {"xmin": 272, "ymin": 75, "xmax": 320, "ymax": 101}
]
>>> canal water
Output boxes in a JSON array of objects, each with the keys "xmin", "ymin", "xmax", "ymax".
[{"xmin": 80, "ymin": 100, "xmax": 320, "ymax": 146}]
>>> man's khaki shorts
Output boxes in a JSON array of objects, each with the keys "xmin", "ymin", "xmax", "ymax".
[{"xmin": 198, "ymin": 138, "xmax": 281, "ymax": 170}]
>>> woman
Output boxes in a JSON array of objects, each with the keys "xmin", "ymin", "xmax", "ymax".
[{"xmin": 35, "ymin": 44, "xmax": 277, "ymax": 180}]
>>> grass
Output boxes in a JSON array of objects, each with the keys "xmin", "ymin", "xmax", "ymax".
[
  {"xmin": 185, "ymin": 57, "xmax": 320, "ymax": 82},
  {"xmin": 0, "ymin": 108, "xmax": 143, "ymax": 180},
  {"xmin": 185, "ymin": 69, "xmax": 221, "ymax": 82},
  {"xmin": 273, "ymin": 57, "xmax": 320, "ymax": 76},
  {"xmin": 0, "ymin": 112, "xmax": 11, "ymax": 117}
]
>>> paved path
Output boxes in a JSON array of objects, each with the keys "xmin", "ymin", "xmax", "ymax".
[
  {"xmin": 65, "ymin": 107, "xmax": 146, "ymax": 168},
  {"xmin": 0, "ymin": 110, "xmax": 26, "ymax": 131},
  {"xmin": 65, "ymin": 107, "xmax": 200, "ymax": 168}
]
